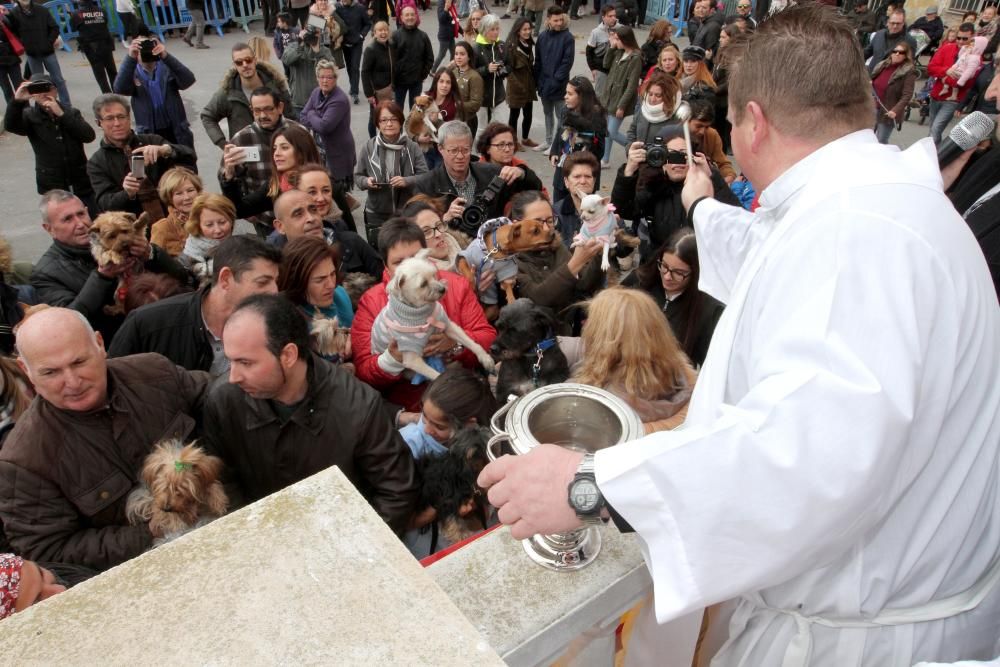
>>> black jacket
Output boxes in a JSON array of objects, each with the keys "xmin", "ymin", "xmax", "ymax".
[
  {"xmin": 408, "ymin": 161, "xmax": 543, "ymax": 221},
  {"xmin": 108, "ymin": 287, "xmax": 213, "ymax": 371},
  {"xmin": 335, "ymin": 2, "xmax": 370, "ymax": 47},
  {"xmin": 3, "ymin": 100, "xmax": 96, "ymax": 196},
  {"xmin": 0, "ymin": 17, "xmax": 22, "ymax": 66},
  {"xmin": 5, "ymin": 0, "xmax": 58, "ymax": 57},
  {"xmin": 692, "ymin": 11, "xmax": 724, "ymax": 58},
  {"xmin": 202, "ymin": 355, "xmax": 419, "ymax": 534},
  {"xmin": 437, "ymin": 0, "xmax": 458, "ymax": 41},
  {"xmin": 86, "ymin": 131, "xmax": 197, "ymax": 214},
  {"xmin": 910, "ymin": 15, "xmax": 944, "ymax": 47},
  {"xmin": 30, "ymin": 240, "xmax": 188, "ymax": 344},
  {"xmin": 361, "ymin": 39, "xmax": 393, "ymax": 97},
  {"xmin": 474, "ymin": 39, "xmax": 507, "ymax": 108},
  {"xmin": 390, "ymin": 25, "xmax": 433, "ymax": 86},
  {"xmin": 70, "ymin": 1, "xmax": 115, "ymax": 56},
  {"xmin": 269, "ymin": 226, "xmax": 384, "ymax": 279}
]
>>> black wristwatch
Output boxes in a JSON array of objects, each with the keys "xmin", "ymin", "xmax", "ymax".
[{"xmin": 568, "ymin": 454, "xmax": 605, "ymax": 525}]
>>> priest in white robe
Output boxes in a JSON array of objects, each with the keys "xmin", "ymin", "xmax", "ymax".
[{"xmin": 478, "ymin": 5, "xmax": 1000, "ymax": 666}]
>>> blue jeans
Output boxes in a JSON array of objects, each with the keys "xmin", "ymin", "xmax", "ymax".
[
  {"xmin": 602, "ymin": 113, "xmax": 627, "ymax": 162},
  {"xmin": 26, "ymin": 53, "xmax": 70, "ymax": 106},
  {"xmin": 928, "ymin": 99, "xmax": 959, "ymax": 145},
  {"xmin": 541, "ymin": 97, "xmax": 564, "ymax": 146}
]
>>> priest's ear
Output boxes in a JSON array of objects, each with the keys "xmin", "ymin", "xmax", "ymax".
[{"xmin": 744, "ymin": 100, "xmax": 770, "ymax": 154}]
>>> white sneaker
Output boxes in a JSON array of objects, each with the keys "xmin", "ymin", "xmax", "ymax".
[
  {"xmin": 533, "ymin": 142, "xmax": 550, "ymax": 152},
  {"xmin": 601, "ymin": 160, "xmax": 611, "ymax": 169}
]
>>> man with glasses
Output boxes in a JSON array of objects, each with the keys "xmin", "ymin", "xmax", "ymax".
[
  {"xmin": 200, "ymin": 42, "xmax": 294, "ymax": 150},
  {"xmin": 927, "ymin": 22, "xmax": 978, "ymax": 144},
  {"xmin": 222, "ymin": 88, "xmax": 309, "ymax": 203},
  {"xmin": 730, "ymin": 0, "xmax": 756, "ymax": 30},
  {"xmin": 86, "ymin": 93, "xmax": 196, "ymax": 216},
  {"xmin": 865, "ymin": 8, "xmax": 916, "ymax": 74},
  {"xmin": 408, "ymin": 121, "xmax": 541, "ymax": 230}
]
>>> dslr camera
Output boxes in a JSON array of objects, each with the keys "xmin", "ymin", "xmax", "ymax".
[
  {"xmin": 644, "ymin": 136, "xmax": 668, "ymax": 168},
  {"xmin": 139, "ymin": 37, "xmax": 159, "ymax": 64},
  {"xmin": 492, "ymin": 60, "xmax": 509, "ymax": 77},
  {"xmin": 455, "ymin": 176, "xmax": 505, "ymax": 236},
  {"xmin": 303, "ymin": 28, "xmax": 321, "ymax": 47}
]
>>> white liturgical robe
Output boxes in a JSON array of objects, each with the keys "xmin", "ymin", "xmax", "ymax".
[{"xmin": 597, "ymin": 131, "xmax": 1000, "ymax": 666}]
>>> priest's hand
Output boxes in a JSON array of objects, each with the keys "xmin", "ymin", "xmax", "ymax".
[
  {"xmin": 478, "ymin": 444, "xmax": 585, "ymax": 539},
  {"xmin": 681, "ymin": 153, "xmax": 714, "ymax": 211}
]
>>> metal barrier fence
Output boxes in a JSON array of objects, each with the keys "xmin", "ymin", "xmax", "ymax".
[{"xmin": 646, "ymin": 0, "xmax": 692, "ymax": 33}]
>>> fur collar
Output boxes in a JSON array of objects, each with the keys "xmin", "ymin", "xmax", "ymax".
[{"xmin": 217, "ymin": 62, "xmax": 287, "ymax": 93}]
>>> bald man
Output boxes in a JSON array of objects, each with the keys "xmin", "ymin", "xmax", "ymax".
[
  {"xmin": 0, "ymin": 308, "xmax": 211, "ymax": 582},
  {"xmin": 267, "ymin": 189, "xmax": 383, "ymax": 278}
]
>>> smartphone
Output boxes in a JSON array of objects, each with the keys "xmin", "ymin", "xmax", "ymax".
[
  {"xmin": 241, "ymin": 145, "xmax": 262, "ymax": 163},
  {"xmin": 26, "ymin": 81, "xmax": 53, "ymax": 95},
  {"xmin": 131, "ymin": 154, "xmax": 145, "ymax": 179},
  {"xmin": 139, "ymin": 38, "xmax": 158, "ymax": 63}
]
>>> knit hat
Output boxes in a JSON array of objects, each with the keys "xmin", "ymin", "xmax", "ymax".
[
  {"xmin": 682, "ymin": 45, "xmax": 706, "ymax": 62},
  {"xmin": 0, "ymin": 554, "xmax": 24, "ymax": 620}
]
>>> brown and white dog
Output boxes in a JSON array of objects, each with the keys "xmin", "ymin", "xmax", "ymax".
[
  {"xmin": 405, "ymin": 95, "xmax": 442, "ymax": 143},
  {"xmin": 89, "ymin": 211, "xmax": 150, "ymax": 315},
  {"xmin": 126, "ymin": 438, "xmax": 229, "ymax": 544}
]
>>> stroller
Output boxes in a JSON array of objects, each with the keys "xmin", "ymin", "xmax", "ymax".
[
  {"xmin": 906, "ymin": 76, "xmax": 934, "ymax": 125},
  {"xmin": 909, "ymin": 28, "xmax": 932, "ymax": 78}
]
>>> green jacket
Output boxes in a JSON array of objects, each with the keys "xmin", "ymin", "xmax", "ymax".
[{"xmin": 601, "ymin": 48, "xmax": 642, "ymax": 116}]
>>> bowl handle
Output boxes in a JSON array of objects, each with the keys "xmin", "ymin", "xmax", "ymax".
[
  {"xmin": 486, "ymin": 433, "xmax": 513, "ymax": 462},
  {"xmin": 489, "ymin": 395, "xmax": 518, "ymax": 436}
]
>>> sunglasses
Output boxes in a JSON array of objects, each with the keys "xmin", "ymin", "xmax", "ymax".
[
  {"xmin": 233, "ymin": 57, "xmax": 255, "ymax": 66},
  {"xmin": 955, "ymin": 36, "xmax": 971, "ymax": 42},
  {"xmin": 891, "ymin": 49, "xmax": 907, "ymax": 54},
  {"xmin": 665, "ymin": 149, "xmax": 688, "ymax": 165}
]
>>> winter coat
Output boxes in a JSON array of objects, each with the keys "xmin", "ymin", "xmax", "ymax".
[
  {"xmin": 871, "ymin": 59, "xmax": 917, "ymax": 126},
  {"xmin": 448, "ymin": 65, "xmax": 484, "ymax": 117},
  {"xmin": 474, "ymin": 36, "xmax": 507, "ymax": 108},
  {"xmin": 602, "ymin": 48, "xmax": 642, "ymax": 115},
  {"xmin": 113, "ymin": 54, "xmax": 197, "ymax": 148},
  {"xmin": 614, "ymin": 0, "xmax": 638, "ymax": 26},
  {"xmin": 0, "ymin": 354, "xmax": 210, "ymax": 573},
  {"xmin": 86, "ymin": 132, "xmax": 197, "ymax": 215},
  {"xmin": 534, "ymin": 27, "xmax": 574, "ymax": 101},
  {"xmin": 437, "ymin": 0, "xmax": 459, "ymax": 41},
  {"xmin": 640, "ymin": 37, "xmax": 672, "ymax": 71},
  {"xmin": 626, "ymin": 110, "xmax": 670, "ymax": 144},
  {"xmin": 282, "ymin": 42, "xmax": 335, "ymax": 109},
  {"xmin": 268, "ymin": 225, "xmax": 384, "ymax": 279},
  {"xmin": 300, "ymin": 86, "xmax": 356, "ymax": 181},
  {"xmin": 5, "ymin": 0, "xmax": 58, "ymax": 57},
  {"xmin": 108, "ymin": 287, "xmax": 214, "ymax": 372},
  {"xmin": 3, "ymin": 99, "xmax": 95, "ymax": 196},
  {"xmin": 202, "ymin": 354, "xmax": 419, "ymax": 534},
  {"xmin": 928, "ymin": 41, "xmax": 975, "ymax": 102},
  {"xmin": 505, "ymin": 40, "xmax": 536, "ymax": 109},
  {"xmin": 390, "ymin": 25, "xmax": 433, "ymax": 86},
  {"xmin": 408, "ymin": 161, "xmax": 543, "ymax": 220},
  {"xmin": 361, "ymin": 39, "xmax": 394, "ymax": 97},
  {"xmin": 513, "ymin": 240, "xmax": 603, "ymax": 329},
  {"xmin": 0, "ymin": 17, "xmax": 22, "ymax": 66},
  {"xmin": 335, "ymin": 2, "xmax": 371, "ymax": 47},
  {"xmin": 352, "ymin": 269, "xmax": 496, "ymax": 412},
  {"xmin": 865, "ymin": 29, "xmax": 918, "ymax": 74},
  {"xmin": 70, "ymin": 1, "xmax": 115, "ymax": 57},
  {"xmin": 587, "ymin": 23, "xmax": 614, "ymax": 74},
  {"xmin": 354, "ymin": 133, "xmax": 428, "ymax": 223},
  {"xmin": 30, "ymin": 239, "xmax": 189, "ymax": 343},
  {"xmin": 910, "ymin": 15, "xmax": 944, "ymax": 47},
  {"xmin": 692, "ymin": 11, "xmax": 724, "ymax": 57},
  {"xmin": 199, "ymin": 63, "xmax": 294, "ymax": 147}
]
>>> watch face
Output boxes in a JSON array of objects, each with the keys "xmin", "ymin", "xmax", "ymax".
[{"xmin": 571, "ymin": 478, "xmax": 601, "ymax": 513}]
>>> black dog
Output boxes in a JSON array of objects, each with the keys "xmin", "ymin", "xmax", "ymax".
[{"xmin": 491, "ymin": 299, "xmax": 570, "ymax": 400}]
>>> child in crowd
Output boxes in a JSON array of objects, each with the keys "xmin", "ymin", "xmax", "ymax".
[
  {"xmin": 179, "ymin": 193, "xmax": 236, "ymax": 281},
  {"xmin": 398, "ymin": 368, "xmax": 496, "ymax": 459},
  {"xmin": 273, "ymin": 13, "xmax": 296, "ymax": 76},
  {"xmin": 939, "ymin": 35, "xmax": 988, "ymax": 99}
]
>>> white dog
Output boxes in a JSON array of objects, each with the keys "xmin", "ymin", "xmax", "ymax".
[
  {"xmin": 572, "ymin": 192, "xmax": 618, "ymax": 271},
  {"xmin": 370, "ymin": 250, "xmax": 495, "ymax": 381}
]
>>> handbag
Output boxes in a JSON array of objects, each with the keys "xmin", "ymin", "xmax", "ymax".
[{"xmin": 2, "ymin": 22, "xmax": 24, "ymax": 57}]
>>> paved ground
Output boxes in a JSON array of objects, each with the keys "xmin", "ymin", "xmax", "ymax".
[{"xmin": 0, "ymin": 9, "xmax": 939, "ymax": 263}]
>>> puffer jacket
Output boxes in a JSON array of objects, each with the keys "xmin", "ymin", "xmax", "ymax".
[
  {"xmin": 3, "ymin": 99, "xmax": 96, "ymax": 196},
  {"xmin": 390, "ymin": 24, "xmax": 433, "ymax": 86},
  {"xmin": 0, "ymin": 354, "xmax": 211, "ymax": 574},
  {"xmin": 534, "ymin": 26, "xmax": 574, "ymax": 101},
  {"xmin": 199, "ymin": 63, "xmax": 294, "ymax": 147},
  {"xmin": 202, "ymin": 355, "xmax": 419, "ymax": 534},
  {"xmin": 474, "ymin": 35, "xmax": 507, "ymax": 108},
  {"xmin": 352, "ymin": 269, "xmax": 496, "ymax": 412}
]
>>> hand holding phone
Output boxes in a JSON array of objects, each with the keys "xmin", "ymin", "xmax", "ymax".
[
  {"xmin": 131, "ymin": 154, "xmax": 146, "ymax": 179},
  {"xmin": 242, "ymin": 145, "xmax": 262, "ymax": 163}
]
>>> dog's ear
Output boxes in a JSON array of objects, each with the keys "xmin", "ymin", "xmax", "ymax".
[
  {"xmin": 575, "ymin": 189, "xmax": 589, "ymax": 202},
  {"xmin": 415, "ymin": 248, "xmax": 433, "ymax": 261},
  {"xmin": 388, "ymin": 271, "xmax": 404, "ymax": 293},
  {"xmin": 600, "ymin": 196, "xmax": 611, "ymax": 208},
  {"xmin": 134, "ymin": 211, "xmax": 151, "ymax": 232},
  {"xmin": 511, "ymin": 224, "xmax": 521, "ymax": 239}
]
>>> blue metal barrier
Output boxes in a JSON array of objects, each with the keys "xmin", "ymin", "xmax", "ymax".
[
  {"xmin": 204, "ymin": 0, "xmax": 232, "ymax": 36},
  {"xmin": 137, "ymin": 0, "xmax": 229, "ymax": 40},
  {"xmin": 227, "ymin": 0, "xmax": 261, "ymax": 33},
  {"xmin": 646, "ymin": 0, "xmax": 691, "ymax": 33},
  {"xmin": 101, "ymin": 0, "xmax": 127, "ymax": 41}
]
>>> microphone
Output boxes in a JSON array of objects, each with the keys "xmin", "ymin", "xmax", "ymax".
[{"xmin": 937, "ymin": 111, "xmax": 996, "ymax": 168}]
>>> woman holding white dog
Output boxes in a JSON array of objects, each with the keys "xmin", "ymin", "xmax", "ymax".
[{"xmin": 354, "ymin": 100, "xmax": 428, "ymax": 248}]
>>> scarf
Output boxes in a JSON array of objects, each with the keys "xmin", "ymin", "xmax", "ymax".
[
  {"xmin": 182, "ymin": 234, "xmax": 221, "ymax": 262},
  {"xmin": 641, "ymin": 98, "xmax": 669, "ymax": 124},
  {"xmin": 448, "ymin": 3, "xmax": 460, "ymax": 38},
  {"xmin": 371, "ymin": 132, "xmax": 407, "ymax": 181},
  {"xmin": 135, "ymin": 62, "xmax": 170, "ymax": 132}
]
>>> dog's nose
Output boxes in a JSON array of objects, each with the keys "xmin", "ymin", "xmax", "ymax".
[
  {"xmin": 162, "ymin": 503, "xmax": 172, "ymax": 513},
  {"xmin": 489, "ymin": 341, "xmax": 502, "ymax": 357}
]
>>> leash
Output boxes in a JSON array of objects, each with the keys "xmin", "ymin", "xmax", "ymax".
[
  {"xmin": 115, "ymin": 265, "xmax": 133, "ymax": 306},
  {"xmin": 530, "ymin": 336, "xmax": 557, "ymax": 388}
]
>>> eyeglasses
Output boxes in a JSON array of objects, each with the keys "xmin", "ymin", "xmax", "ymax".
[
  {"xmin": 421, "ymin": 222, "xmax": 448, "ymax": 237},
  {"xmin": 657, "ymin": 261, "xmax": 691, "ymax": 279},
  {"xmin": 955, "ymin": 35, "xmax": 971, "ymax": 42},
  {"xmin": 443, "ymin": 147, "xmax": 472, "ymax": 156},
  {"xmin": 736, "ymin": 3, "xmax": 750, "ymax": 7},
  {"xmin": 379, "ymin": 117, "xmax": 400, "ymax": 125},
  {"xmin": 537, "ymin": 216, "xmax": 556, "ymax": 226},
  {"xmin": 99, "ymin": 114, "xmax": 130, "ymax": 123},
  {"xmin": 233, "ymin": 57, "xmax": 255, "ymax": 66},
  {"xmin": 490, "ymin": 141, "xmax": 515, "ymax": 150}
]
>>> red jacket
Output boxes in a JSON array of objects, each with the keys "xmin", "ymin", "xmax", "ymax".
[
  {"xmin": 928, "ymin": 42, "xmax": 973, "ymax": 102},
  {"xmin": 352, "ymin": 269, "xmax": 496, "ymax": 411}
]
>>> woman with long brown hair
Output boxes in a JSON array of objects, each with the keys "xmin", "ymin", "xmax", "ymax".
[
  {"xmin": 627, "ymin": 71, "xmax": 681, "ymax": 144},
  {"xmin": 426, "ymin": 68, "xmax": 465, "ymax": 123},
  {"xmin": 640, "ymin": 19, "xmax": 675, "ymax": 71},
  {"xmin": 572, "ymin": 287, "xmax": 695, "ymax": 433}
]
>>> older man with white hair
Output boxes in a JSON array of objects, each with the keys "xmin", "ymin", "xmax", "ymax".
[{"xmin": 0, "ymin": 308, "xmax": 210, "ymax": 583}]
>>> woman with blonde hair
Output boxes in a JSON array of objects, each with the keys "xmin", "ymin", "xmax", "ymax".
[
  {"xmin": 152, "ymin": 167, "xmax": 203, "ymax": 256},
  {"xmin": 572, "ymin": 286, "xmax": 695, "ymax": 433},
  {"xmin": 180, "ymin": 193, "xmax": 237, "ymax": 281}
]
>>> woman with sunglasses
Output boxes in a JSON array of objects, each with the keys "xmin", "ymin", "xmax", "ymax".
[
  {"xmin": 620, "ymin": 228, "xmax": 723, "ymax": 367},
  {"xmin": 871, "ymin": 41, "xmax": 916, "ymax": 144},
  {"xmin": 611, "ymin": 123, "xmax": 738, "ymax": 263}
]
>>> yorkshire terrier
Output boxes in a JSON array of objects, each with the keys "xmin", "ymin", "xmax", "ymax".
[
  {"xmin": 311, "ymin": 312, "xmax": 353, "ymax": 371},
  {"xmin": 89, "ymin": 211, "xmax": 151, "ymax": 316},
  {"xmin": 126, "ymin": 438, "xmax": 229, "ymax": 544}
]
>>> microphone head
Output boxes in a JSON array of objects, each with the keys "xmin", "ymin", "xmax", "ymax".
[
  {"xmin": 673, "ymin": 101, "xmax": 692, "ymax": 122},
  {"xmin": 948, "ymin": 111, "xmax": 996, "ymax": 150}
]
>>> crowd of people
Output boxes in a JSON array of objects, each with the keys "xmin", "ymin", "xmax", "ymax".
[{"xmin": 0, "ymin": 0, "xmax": 997, "ymax": 644}]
